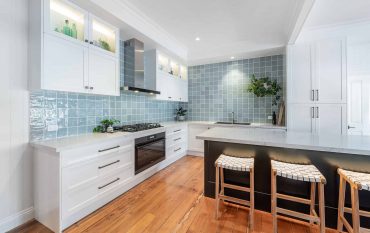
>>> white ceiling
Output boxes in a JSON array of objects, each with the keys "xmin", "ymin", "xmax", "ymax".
[
  {"xmin": 304, "ymin": 0, "xmax": 370, "ymax": 29},
  {"xmin": 122, "ymin": 0, "xmax": 305, "ymax": 65}
]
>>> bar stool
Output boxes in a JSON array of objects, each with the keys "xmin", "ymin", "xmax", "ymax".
[
  {"xmin": 337, "ymin": 168, "xmax": 370, "ymax": 233},
  {"xmin": 271, "ymin": 160, "xmax": 326, "ymax": 233},
  {"xmin": 215, "ymin": 154, "xmax": 255, "ymax": 230}
]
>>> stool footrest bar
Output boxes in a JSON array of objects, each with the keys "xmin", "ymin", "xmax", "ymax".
[{"xmin": 276, "ymin": 207, "xmax": 320, "ymax": 223}]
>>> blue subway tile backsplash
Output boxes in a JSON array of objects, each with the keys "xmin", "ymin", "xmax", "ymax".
[{"xmin": 186, "ymin": 55, "xmax": 285, "ymax": 123}]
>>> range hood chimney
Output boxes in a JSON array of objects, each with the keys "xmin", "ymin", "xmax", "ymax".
[{"xmin": 122, "ymin": 38, "xmax": 160, "ymax": 95}]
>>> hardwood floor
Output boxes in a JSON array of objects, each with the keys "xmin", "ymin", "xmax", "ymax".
[{"xmin": 11, "ymin": 155, "xmax": 338, "ymax": 233}]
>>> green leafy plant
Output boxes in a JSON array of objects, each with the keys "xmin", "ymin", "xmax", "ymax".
[
  {"xmin": 93, "ymin": 118, "xmax": 120, "ymax": 133},
  {"xmin": 175, "ymin": 107, "xmax": 187, "ymax": 116},
  {"xmin": 247, "ymin": 74, "xmax": 282, "ymax": 105},
  {"xmin": 99, "ymin": 39, "xmax": 111, "ymax": 52}
]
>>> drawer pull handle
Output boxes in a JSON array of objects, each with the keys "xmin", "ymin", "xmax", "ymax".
[
  {"xmin": 174, "ymin": 137, "xmax": 181, "ymax": 141},
  {"xmin": 98, "ymin": 145, "xmax": 120, "ymax": 153},
  {"xmin": 98, "ymin": 178, "xmax": 120, "ymax": 190},
  {"xmin": 98, "ymin": 160, "xmax": 120, "ymax": 169},
  {"xmin": 174, "ymin": 147, "xmax": 181, "ymax": 152},
  {"xmin": 173, "ymin": 129, "xmax": 181, "ymax": 133}
]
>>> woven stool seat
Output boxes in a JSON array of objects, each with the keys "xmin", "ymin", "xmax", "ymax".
[
  {"xmin": 271, "ymin": 160, "xmax": 326, "ymax": 183},
  {"xmin": 338, "ymin": 168, "xmax": 370, "ymax": 191},
  {"xmin": 215, "ymin": 154, "xmax": 254, "ymax": 171}
]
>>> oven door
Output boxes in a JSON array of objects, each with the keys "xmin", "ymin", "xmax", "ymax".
[{"xmin": 135, "ymin": 138, "xmax": 165, "ymax": 174}]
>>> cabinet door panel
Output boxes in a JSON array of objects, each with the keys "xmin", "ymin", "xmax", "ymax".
[
  {"xmin": 88, "ymin": 48, "xmax": 118, "ymax": 96},
  {"xmin": 315, "ymin": 39, "xmax": 346, "ymax": 103},
  {"xmin": 287, "ymin": 104, "xmax": 315, "ymax": 133},
  {"xmin": 156, "ymin": 73, "xmax": 169, "ymax": 100},
  {"xmin": 188, "ymin": 125, "xmax": 213, "ymax": 153},
  {"xmin": 43, "ymin": 34, "xmax": 88, "ymax": 93},
  {"xmin": 287, "ymin": 44, "xmax": 313, "ymax": 103},
  {"xmin": 316, "ymin": 104, "xmax": 346, "ymax": 135}
]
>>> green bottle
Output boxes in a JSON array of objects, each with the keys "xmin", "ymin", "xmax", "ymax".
[
  {"xmin": 71, "ymin": 23, "xmax": 77, "ymax": 39},
  {"xmin": 63, "ymin": 19, "xmax": 71, "ymax": 36}
]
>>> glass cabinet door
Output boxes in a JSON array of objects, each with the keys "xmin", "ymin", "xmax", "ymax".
[
  {"xmin": 157, "ymin": 53, "xmax": 169, "ymax": 73},
  {"xmin": 170, "ymin": 61, "xmax": 179, "ymax": 77},
  {"xmin": 180, "ymin": 65, "xmax": 187, "ymax": 79},
  {"xmin": 47, "ymin": 0, "xmax": 87, "ymax": 42},
  {"xmin": 89, "ymin": 15, "xmax": 118, "ymax": 54}
]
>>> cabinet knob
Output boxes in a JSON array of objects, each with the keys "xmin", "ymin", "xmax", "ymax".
[
  {"xmin": 89, "ymin": 41, "xmax": 93, "ymax": 44},
  {"xmin": 85, "ymin": 86, "xmax": 89, "ymax": 89},
  {"xmin": 168, "ymin": 96, "xmax": 172, "ymax": 99},
  {"xmin": 90, "ymin": 87, "xmax": 94, "ymax": 90},
  {"xmin": 84, "ymin": 39, "xmax": 88, "ymax": 43}
]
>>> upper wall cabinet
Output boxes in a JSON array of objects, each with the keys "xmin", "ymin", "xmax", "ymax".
[
  {"xmin": 287, "ymin": 38, "xmax": 346, "ymax": 104},
  {"xmin": 29, "ymin": 0, "xmax": 120, "ymax": 96},
  {"xmin": 145, "ymin": 50, "xmax": 188, "ymax": 102}
]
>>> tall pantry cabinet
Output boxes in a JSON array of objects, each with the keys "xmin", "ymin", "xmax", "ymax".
[{"xmin": 287, "ymin": 38, "xmax": 347, "ymax": 135}]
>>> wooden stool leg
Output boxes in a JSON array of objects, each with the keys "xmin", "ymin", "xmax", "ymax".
[
  {"xmin": 337, "ymin": 175, "xmax": 346, "ymax": 232},
  {"xmin": 250, "ymin": 168, "xmax": 255, "ymax": 231},
  {"xmin": 310, "ymin": 182, "xmax": 316, "ymax": 225},
  {"xmin": 215, "ymin": 166, "xmax": 220, "ymax": 219},
  {"xmin": 350, "ymin": 185, "xmax": 360, "ymax": 233},
  {"xmin": 220, "ymin": 167, "xmax": 224, "ymax": 198},
  {"xmin": 318, "ymin": 183, "xmax": 326, "ymax": 233},
  {"xmin": 271, "ymin": 169, "xmax": 277, "ymax": 233}
]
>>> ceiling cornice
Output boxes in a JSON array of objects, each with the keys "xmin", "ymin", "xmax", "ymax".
[
  {"xmin": 287, "ymin": 0, "xmax": 315, "ymax": 45},
  {"xmin": 90, "ymin": 0, "xmax": 188, "ymax": 59}
]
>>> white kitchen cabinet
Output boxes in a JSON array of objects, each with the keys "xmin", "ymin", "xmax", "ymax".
[
  {"xmin": 33, "ymin": 137, "xmax": 134, "ymax": 232},
  {"xmin": 287, "ymin": 38, "xmax": 346, "ymax": 104},
  {"xmin": 188, "ymin": 124, "xmax": 213, "ymax": 156},
  {"xmin": 43, "ymin": 34, "xmax": 88, "ymax": 93},
  {"xmin": 287, "ymin": 44, "xmax": 313, "ymax": 104},
  {"xmin": 88, "ymin": 48, "xmax": 119, "ymax": 95},
  {"xmin": 287, "ymin": 104, "xmax": 346, "ymax": 135},
  {"xmin": 29, "ymin": 0, "xmax": 120, "ymax": 96},
  {"xmin": 145, "ymin": 50, "xmax": 188, "ymax": 102},
  {"xmin": 287, "ymin": 104, "xmax": 315, "ymax": 133},
  {"xmin": 315, "ymin": 39, "xmax": 346, "ymax": 104},
  {"xmin": 165, "ymin": 124, "xmax": 188, "ymax": 160}
]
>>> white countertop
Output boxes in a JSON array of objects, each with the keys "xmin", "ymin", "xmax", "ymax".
[
  {"xmin": 196, "ymin": 127, "xmax": 370, "ymax": 156},
  {"xmin": 30, "ymin": 121, "xmax": 284, "ymax": 153}
]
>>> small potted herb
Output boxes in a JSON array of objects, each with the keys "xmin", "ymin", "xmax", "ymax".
[
  {"xmin": 93, "ymin": 118, "xmax": 120, "ymax": 133},
  {"xmin": 175, "ymin": 107, "xmax": 187, "ymax": 121}
]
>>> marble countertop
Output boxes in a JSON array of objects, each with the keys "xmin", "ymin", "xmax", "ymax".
[
  {"xmin": 30, "ymin": 121, "xmax": 284, "ymax": 152},
  {"xmin": 196, "ymin": 127, "xmax": 370, "ymax": 156}
]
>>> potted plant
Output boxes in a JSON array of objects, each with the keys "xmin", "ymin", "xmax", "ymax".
[
  {"xmin": 247, "ymin": 74, "xmax": 282, "ymax": 105},
  {"xmin": 93, "ymin": 118, "xmax": 120, "ymax": 133},
  {"xmin": 175, "ymin": 107, "xmax": 187, "ymax": 121}
]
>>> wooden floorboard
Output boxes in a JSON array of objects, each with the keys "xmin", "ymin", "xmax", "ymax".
[{"xmin": 10, "ymin": 155, "xmax": 339, "ymax": 233}]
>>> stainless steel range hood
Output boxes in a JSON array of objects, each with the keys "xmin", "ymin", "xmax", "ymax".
[{"xmin": 122, "ymin": 38, "xmax": 160, "ymax": 95}]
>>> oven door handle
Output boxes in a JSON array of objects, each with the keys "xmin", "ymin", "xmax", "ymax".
[{"xmin": 136, "ymin": 138, "xmax": 165, "ymax": 149}]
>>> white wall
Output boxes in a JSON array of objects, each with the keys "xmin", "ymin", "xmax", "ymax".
[{"xmin": 0, "ymin": 0, "xmax": 33, "ymax": 232}]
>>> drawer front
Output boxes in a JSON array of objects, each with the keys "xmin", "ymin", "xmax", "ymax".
[
  {"xmin": 62, "ymin": 144, "xmax": 133, "ymax": 190},
  {"xmin": 61, "ymin": 138, "xmax": 133, "ymax": 167},
  {"xmin": 166, "ymin": 124, "xmax": 187, "ymax": 136},
  {"xmin": 166, "ymin": 141, "xmax": 187, "ymax": 159},
  {"xmin": 166, "ymin": 131, "xmax": 187, "ymax": 148},
  {"xmin": 97, "ymin": 166, "xmax": 134, "ymax": 195}
]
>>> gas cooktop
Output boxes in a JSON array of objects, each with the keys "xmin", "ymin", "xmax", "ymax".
[{"xmin": 113, "ymin": 123, "xmax": 162, "ymax": 132}]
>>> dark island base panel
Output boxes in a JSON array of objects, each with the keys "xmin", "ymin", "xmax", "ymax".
[{"xmin": 204, "ymin": 141, "xmax": 370, "ymax": 229}]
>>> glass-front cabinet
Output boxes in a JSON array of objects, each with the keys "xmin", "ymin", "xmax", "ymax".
[
  {"xmin": 157, "ymin": 53, "xmax": 169, "ymax": 72},
  {"xmin": 89, "ymin": 15, "xmax": 118, "ymax": 54},
  {"xmin": 170, "ymin": 61, "xmax": 179, "ymax": 77},
  {"xmin": 44, "ymin": 0, "xmax": 118, "ymax": 56},
  {"xmin": 180, "ymin": 65, "xmax": 187, "ymax": 79},
  {"xmin": 46, "ymin": 0, "xmax": 88, "ymax": 43}
]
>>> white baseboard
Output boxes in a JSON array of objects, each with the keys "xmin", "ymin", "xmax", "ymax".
[
  {"xmin": 187, "ymin": 150, "xmax": 204, "ymax": 157},
  {"xmin": 0, "ymin": 207, "xmax": 34, "ymax": 232}
]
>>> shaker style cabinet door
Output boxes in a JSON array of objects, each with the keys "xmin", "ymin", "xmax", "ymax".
[
  {"xmin": 315, "ymin": 104, "xmax": 346, "ymax": 135},
  {"xmin": 43, "ymin": 34, "xmax": 88, "ymax": 93},
  {"xmin": 287, "ymin": 104, "xmax": 315, "ymax": 133},
  {"xmin": 88, "ymin": 48, "xmax": 119, "ymax": 96},
  {"xmin": 287, "ymin": 44, "xmax": 314, "ymax": 104},
  {"xmin": 314, "ymin": 39, "xmax": 346, "ymax": 104}
]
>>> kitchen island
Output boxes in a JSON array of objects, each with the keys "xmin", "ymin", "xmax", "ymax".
[{"xmin": 197, "ymin": 127, "xmax": 370, "ymax": 229}]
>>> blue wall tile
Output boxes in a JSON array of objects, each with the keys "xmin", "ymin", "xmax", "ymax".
[{"xmin": 187, "ymin": 55, "xmax": 285, "ymax": 123}]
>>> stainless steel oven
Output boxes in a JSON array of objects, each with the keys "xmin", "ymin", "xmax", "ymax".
[{"xmin": 135, "ymin": 132, "xmax": 165, "ymax": 175}]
